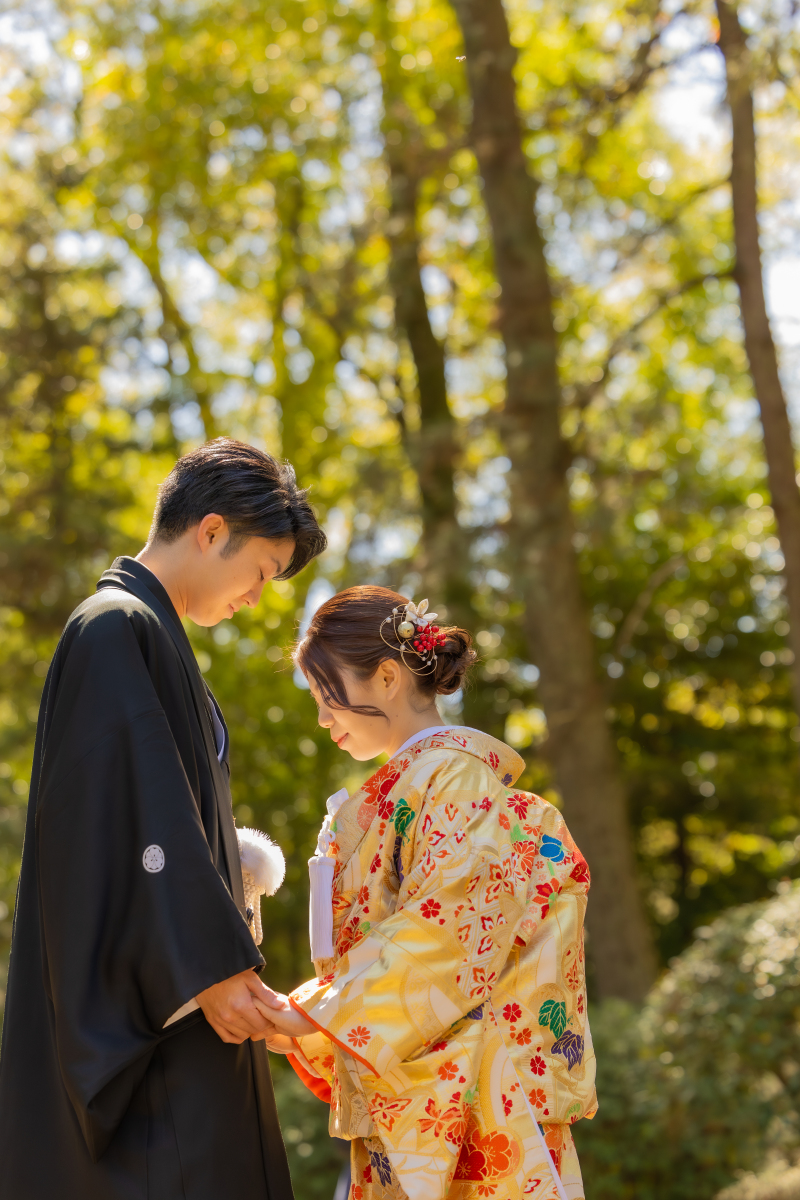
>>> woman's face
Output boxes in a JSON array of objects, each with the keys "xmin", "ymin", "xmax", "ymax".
[{"xmin": 306, "ymin": 666, "xmax": 394, "ymax": 762}]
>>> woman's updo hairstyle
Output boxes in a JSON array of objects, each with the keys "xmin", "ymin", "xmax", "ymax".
[{"xmin": 294, "ymin": 585, "xmax": 476, "ymax": 716}]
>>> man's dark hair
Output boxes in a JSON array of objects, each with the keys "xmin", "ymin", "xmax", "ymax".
[{"xmin": 150, "ymin": 438, "xmax": 327, "ymax": 579}]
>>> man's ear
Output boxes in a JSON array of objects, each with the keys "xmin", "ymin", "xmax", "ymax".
[{"xmin": 196, "ymin": 513, "xmax": 227, "ymax": 553}]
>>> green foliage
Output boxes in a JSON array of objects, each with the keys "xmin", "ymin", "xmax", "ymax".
[
  {"xmin": 577, "ymin": 883, "xmax": 800, "ymax": 1199},
  {"xmin": 270, "ymin": 1057, "xmax": 344, "ymax": 1199}
]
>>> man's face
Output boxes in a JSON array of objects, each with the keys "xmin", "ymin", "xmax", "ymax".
[{"xmin": 187, "ymin": 521, "xmax": 295, "ymax": 627}]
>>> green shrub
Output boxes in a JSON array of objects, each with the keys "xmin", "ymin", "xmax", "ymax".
[
  {"xmin": 270, "ymin": 1056, "xmax": 344, "ymax": 1200},
  {"xmin": 576, "ymin": 884, "xmax": 800, "ymax": 1199}
]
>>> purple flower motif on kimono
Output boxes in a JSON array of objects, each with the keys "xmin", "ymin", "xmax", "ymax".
[
  {"xmin": 551, "ymin": 1030, "xmax": 584, "ymax": 1071},
  {"xmin": 467, "ymin": 1004, "xmax": 485, "ymax": 1020},
  {"xmin": 540, "ymin": 835, "xmax": 566, "ymax": 864},
  {"xmin": 369, "ymin": 1148, "xmax": 393, "ymax": 1186},
  {"xmin": 502, "ymin": 772, "xmax": 514, "ymax": 785}
]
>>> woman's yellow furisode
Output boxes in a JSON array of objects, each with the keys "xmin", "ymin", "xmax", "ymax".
[{"xmin": 288, "ymin": 728, "xmax": 597, "ymax": 1200}]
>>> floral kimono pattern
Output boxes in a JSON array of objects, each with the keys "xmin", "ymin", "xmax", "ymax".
[{"xmin": 287, "ymin": 730, "xmax": 597, "ymax": 1200}]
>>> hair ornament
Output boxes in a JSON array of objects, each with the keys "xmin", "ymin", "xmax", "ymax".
[{"xmin": 380, "ymin": 598, "xmax": 447, "ymax": 675}]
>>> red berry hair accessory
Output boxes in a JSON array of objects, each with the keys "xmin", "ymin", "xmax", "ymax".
[{"xmin": 379, "ymin": 599, "xmax": 447, "ymax": 675}]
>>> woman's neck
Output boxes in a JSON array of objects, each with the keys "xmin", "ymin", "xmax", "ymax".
[{"xmin": 384, "ymin": 709, "xmax": 446, "ymax": 758}]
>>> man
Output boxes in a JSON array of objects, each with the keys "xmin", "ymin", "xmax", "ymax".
[{"xmin": 0, "ymin": 438, "xmax": 326, "ymax": 1199}]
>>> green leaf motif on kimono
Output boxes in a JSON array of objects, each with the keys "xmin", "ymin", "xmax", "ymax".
[
  {"xmin": 359, "ymin": 920, "xmax": 371, "ymax": 933},
  {"xmin": 392, "ymin": 797, "xmax": 415, "ymax": 841},
  {"xmin": 538, "ymin": 999, "xmax": 567, "ymax": 1040},
  {"xmin": 565, "ymin": 1101, "xmax": 582, "ymax": 1121},
  {"xmin": 510, "ymin": 823, "xmax": 526, "ymax": 844}
]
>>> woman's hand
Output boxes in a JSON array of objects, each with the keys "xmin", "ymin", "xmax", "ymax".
[
  {"xmin": 253, "ymin": 987, "xmax": 317, "ymax": 1038},
  {"xmin": 257, "ymin": 1027, "xmax": 296, "ymax": 1055}
]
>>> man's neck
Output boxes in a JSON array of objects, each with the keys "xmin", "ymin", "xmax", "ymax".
[{"xmin": 136, "ymin": 544, "xmax": 189, "ymax": 619}]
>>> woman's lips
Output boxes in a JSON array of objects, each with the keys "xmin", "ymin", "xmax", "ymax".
[{"xmin": 335, "ymin": 732, "xmax": 348, "ymax": 748}]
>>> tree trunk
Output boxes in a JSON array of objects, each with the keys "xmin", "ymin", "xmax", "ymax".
[
  {"xmin": 384, "ymin": 164, "xmax": 467, "ymax": 621},
  {"xmin": 377, "ymin": 25, "xmax": 477, "ymax": 624},
  {"xmin": 716, "ymin": 0, "xmax": 800, "ymax": 720},
  {"xmin": 378, "ymin": 29, "xmax": 507, "ymax": 734},
  {"xmin": 449, "ymin": 0, "xmax": 657, "ymax": 1000}
]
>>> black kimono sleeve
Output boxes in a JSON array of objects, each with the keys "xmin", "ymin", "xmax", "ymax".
[{"xmin": 35, "ymin": 606, "xmax": 262, "ymax": 1160}]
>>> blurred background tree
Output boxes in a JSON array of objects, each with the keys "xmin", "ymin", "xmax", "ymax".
[{"xmin": 2, "ymin": 0, "xmax": 800, "ymax": 1195}]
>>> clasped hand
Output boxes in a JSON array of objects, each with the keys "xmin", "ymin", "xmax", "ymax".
[
  {"xmin": 196, "ymin": 970, "xmax": 315, "ymax": 1054},
  {"xmin": 251, "ymin": 984, "xmax": 316, "ymax": 1054}
]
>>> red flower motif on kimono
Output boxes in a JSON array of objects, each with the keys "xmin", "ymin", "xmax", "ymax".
[
  {"xmin": 488, "ymin": 752, "xmax": 500, "ymax": 770},
  {"xmin": 479, "ymin": 796, "xmax": 492, "ymax": 812},
  {"xmin": 577, "ymin": 992, "xmax": 585, "ymax": 1015},
  {"xmin": 507, "ymin": 793, "xmax": 529, "ymax": 819},
  {"xmin": 529, "ymin": 1054, "xmax": 546, "ymax": 1076},
  {"xmin": 363, "ymin": 1165, "xmax": 372, "ymax": 1183},
  {"xmin": 367, "ymin": 1093, "xmax": 412, "ymax": 1132},
  {"xmin": 570, "ymin": 856, "xmax": 591, "ymax": 885},
  {"xmin": 544, "ymin": 1125, "xmax": 564, "ymax": 1173},
  {"xmin": 420, "ymin": 899, "xmax": 442, "ymax": 920},
  {"xmin": 484, "ymin": 860, "xmax": 515, "ymax": 903},
  {"xmin": 352, "ymin": 1188, "xmax": 364, "ymax": 1200},
  {"xmin": 365, "ymin": 765, "xmax": 401, "ymax": 803},
  {"xmin": 498, "ymin": 811, "xmax": 510, "ymax": 831},
  {"xmin": 512, "ymin": 841, "xmax": 537, "ymax": 880},
  {"xmin": 515, "ymin": 1027, "xmax": 532, "ymax": 1046},
  {"xmin": 336, "ymin": 917, "xmax": 366, "ymax": 957},
  {"xmin": 502, "ymin": 1093, "xmax": 513, "ymax": 1116},
  {"xmin": 462, "ymin": 966, "xmax": 498, "ymax": 998},
  {"xmin": 357, "ymin": 885, "xmax": 369, "ymax": 906},
  {"xmin": 529, "ymin": 1088, "xmax": 547, "ymax": 1110},
  {"xmin": 437, "ymin": 1060, "xmax": 459, "ymax": 1081},
  {"xmin": 534, "ymin": 879, "xmax": 562, "ymax": 916},
  {"xmin": 347, "ymin": 1025, "xmax": 371, "ymax": 1048},
  {"xmin": 431, "ymin": 1040, "xmax": 448, "ymax": 1052},
  {"xmin": 377, "ymin": 797, "xmax": 395, "ymax": 820},
  {"xmin": 454, "ymin": 1122, "xmax": 521, "ymax": 1181},
  {"xmin": 418, "ymin": 1097, "xmax": 468, "ymax": 1144},
  {"xmin": 369, "ymin": 853, "xmax": 381, "ymax": 875},
  {"xmin": 502, "ymin": 1002, "xmax": 522, "ymax": 1023}
]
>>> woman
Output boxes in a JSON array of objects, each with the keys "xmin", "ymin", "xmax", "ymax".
[{"xmin": 258, "ymin": 586, "xmax": 597, "ymax": 1200}]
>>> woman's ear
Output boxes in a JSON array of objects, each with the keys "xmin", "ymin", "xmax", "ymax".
[{"xmin": 378, "ymin": 657, "xmax": 404, "ymax": 700}]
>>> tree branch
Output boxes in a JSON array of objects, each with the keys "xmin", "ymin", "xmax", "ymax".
[
  {"xmin": 569, "ymin": 269, "xmax": 735, "ymax": 412},
  {"xmin": 615, "ymin": 555, "xmax": 685, "ymax": 659},
  {"xmin": 138, "ymin": 223, "xmax": 219, "ymax": 439}
]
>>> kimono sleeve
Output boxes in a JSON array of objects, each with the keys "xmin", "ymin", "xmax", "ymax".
[
  {"xmin": 36, "ymin": 612, "xmax": 262, "ymax": 1160},
  {"xmin": 287, "ymin": 1030, "xmax": 335, "ymax": 1104},
  {"xmin": 290, "ymin": 758, "xmax": 530, "ymax": 1079}
]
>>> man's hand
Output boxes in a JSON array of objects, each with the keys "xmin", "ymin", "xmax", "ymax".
[
  {"xmin": 254, "ymin": 986, "xmax": 317, "ymax": 1038},
  {"xmin": 196, "ymin": 969, "xmax": 278, "ymax": 1044}
]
